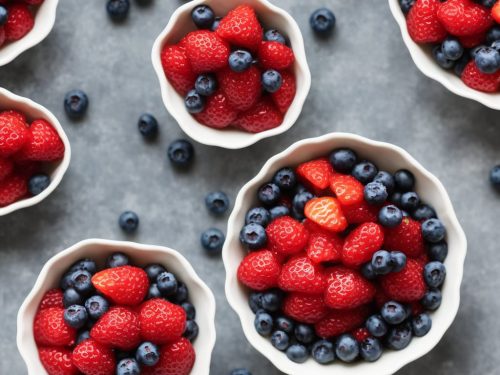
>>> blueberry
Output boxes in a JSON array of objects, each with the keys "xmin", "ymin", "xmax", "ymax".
[
  {"xmin": 157, "ymin": 271, "xmax": 178, "ymax": 296},
  {"xmin": 389, "ymin": 192, "xmax": 402, "ymax": 207},
  {"xmin": 210, "ymin": 17, "xmax": 221, "ymax": 31},
  {"xmin": 138, "ymin": 113, "xmax": 158, "ymax": 138},
  {"xmin": 269, "ymin": 205, "xmax": 290, "ymax": 220},
  {"xmin": 245, "ymin": 207, "xmax": 271, "ymax": 227},
  {"xmin": 119, "ymin": 211, "xmax": 139, "ymax": 233},
  {"xmin": 258, "ymin": 183, "xmax": 281, "ymax": 205},
  {"xmin": 487, "ymin": 25, "xmax": 500, "ymax": 43},
  {"xmin": 286, "ymin": 344, "xmax": 309, "ymax": 363},
  {"xmin": 399, "ymin": 0, "xmax": 415, "ymax": 14},
  {"xmin": 261, "ymin": 289, "xmax": 284, "ymax": 312},
  {"xmin": 205, "ymin": 191, "xmax": 229, "ymax": 215},
  {"xmin": 394, "ymin": 169, "xmax": 414, "ymax": 192},
  {"xmin": 421, "ymin": 288, "xmax": 442, "ymax": 310},
  {"xmin": 294, "ymin": 324, "xmax": 315, "ymax": 344},
  {"xmin": 329, "ymin": 148, "xmax": 357, "ymax": 174},
  {"xmin": 412, "ymin": 204, "xmax": 436, "ymax": 221},
  {"xmin": 70, "ymin": 270, "xmax": 94, "ymax": 295},
  {"xmin": 433, "ymin": 46, "xmax": 455, "ymax": 69},
  {"xmin": 191, "ymin": 5, "xmax": 215, "ymax": 29},
  {"xmin": 168, "ymin": 139, "xmax": 194, "ymax": 167},
  {"xmin": 136, "ymin": 342, "xmax": 160, "ymax": 367},
  {"xmin": 378, "ymin": 205, "xmax": 403, "ymax": 228},
  {"xmin": 76, "ymin": 330, "xmax": 90, "ymax": 345},
  {"xmin": 182, "ymin": 302, "xmax": 196, "ymax": 320},
  {"xmin": 352, "ymin": 161, "xmax": 378, "ymax": 185},
  {"xmin": 275, "ymin": 316, "xmax": 294, "ymax": 334},
  {"xmin": 412, "ymin": 313, "xmax": 432, "ymax": 337},
  {"xmin": 364, "ymin": 182, "xmax": 388, "ymax": 205},
  {"xmin": 264, "ymin": 29, "xmax": 286, "ymax": 44},
  {"xmin": 361, "ymin": 263, "xmax": 377, "ymax": 280},
  {"xmin": 0, "ymin": 6, "xmax": 8, "ymax": 26},
  {"xmin": 195, "ymin": 74, "xmax": 218, "ymax": 96},
  {"xmin": 117, "ymin": 358, "xmax": 140, "ymax": 375},
  {"xmin": 106, "ymin": 0, "xmax": 129, "ymax": 21},
  {"xmin": 171, "ymin": 282, "xmax": 189, "ymax": 304},
  {"xmin": 63, "ymin": 288, "xmax": 82, "ymax": 307},
  {"xmin": 389, "ymin": 251, "xmax": 407, "ymax": 273},
  {"xmin": 310, "ymin": 8, "xmax": 336, "ymax": 35},
  {"xmin": 185, "ymin": 89, "xmax": 205, "ymax": 114},
  {"xmin": 385, "ymin": 322, "xmax": 412, "ymax": 350},
  {"xmin": 106, "ymin": 252, "xmax": 129, "ymax": 268},
  {"xmin": 335, "ymin": 334, "xmax": 359, "ymax": 363},
  {"xmin": 84, "ymin": 295, "xmax": 109, "ymax": 320},
  {"xmin": 273, "ymin": 167, "xmax": 297, "ymax": 191},
  {"xmin": 69, "ymin": 259, "xmax": 97, "ymax": 275},
  {"xmin": 371, "ymin": 250, "xmax": 393, "ymax": 275},
  {"xmin": 292, "ymin": 191, "xmax": 314, "ymax": 219},
  {"xmin": 422, "ymin": 218, "xmax": 446, "ymax": 243},
  {"xmin": 482, "ymin": 0, "xmax": 497, "ymax": 7},
  {"xmin": 262, "ymin": 70, "xmax": 283, "ymax": 93},
  {"xmin": 230, "ymin": 370, "xmax": 252, "ymax": 375},
  {"xmin": 373, "ymin": 171, "xmax": 395, "ymax": 194},
  {"xmin": 360, "ymin": 337, "xmax": 382, "ymax": 362},
  {"xmin": 490, "ymin": 165, "xmax": 500, "ymax": 188},
  {"xmin": 454, "ymin": 52, "xmax": 470, "ymax": 77},
  {"xmin": 271, "ymin": 330, "xmax": 290, "ymax": 351},
  {"xmin": 400, "ymin": 192, "xmax": 420, "ymax": 212},
  {"xmin": 254, "ymin": 311, "xmax": 273, "ymax": 336},
  {"xmin": 144, "ymin": 264, "xmax": 166, "ymax": 282},
  {"xmin": 64, "ymin": 305, "xmax": 88, "ymax": 329},
  {"xmin": 249, "ymin": 292, "xmax": 264, "ymax": 313},
  {"xmin": 239, "ymin": 223, "xmax": 267, "ymax": 249},
  {"xmin": 311, "ymin": 339, "xmax": 335, "ymax": 364},
  {"xmin": 64, "ymin": 89, "xmax": 89, "ymax": 119},
  {"xmin": 381, "ymin": 301, "xmax": 407, "ymax": 325},
  {"xmin": 428, "ymin": 241, "xmax": 448, "ymax": 262},
  {"xmin": 184, "ymin": 320, "xmax": 199, "ymax": 341},
  {"xmin": 228, "ymin": 50, "xmax": 253, "ymax": 73},
  {"xmin": 28, "ymin": 174, "xmax": 50, "ymax": 196},
  {"xmin": 442, "ymin": 37, "xmax": 464, "ymax": 61},
  {"xmin": 474, "ymin": 46, "xmax": 500, "ymax": 73},
  {"xmin": 366, "ymin": 315, "xmax": 388, "ymax": 338},
  {"xmin": 147, "ymin": 283, "xmax": 162, "ymax": 300},
  {"xmin": 424, "ymin": 261, "xmax": 446, "ymax": 288}
]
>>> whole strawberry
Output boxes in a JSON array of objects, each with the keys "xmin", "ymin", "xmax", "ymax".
[
  {"xmin": 16, "ymin": 119, "xmax": 65, "ymax": 162},
  {"xmin": 90, "ymin": 306, "xmax": 141, "ymax": 350},
  {"xmin": 283, "ymin": 293, "xmax": 329, "ymax": 324},
  {"xmin": 406, "ymin": 0, "xmax": 447, "ymax": 43},
  {"xmin": 0, "ymin": 173, "xmax": 28, "ymax": 207},
  {"xmin": 218, "ymin": 66, "xmax": 262, "ymax": 111},
  {"xmin": 265, "ymin": 216, "xmax": 309, "ymax": 255},
  {"xmin": 271, "ymin": 70, "xmax": 296, "ymax": 113},
  {"xmin": 237, "ymin": 250, "xmax": 281, "ymax": 291},
  {"xmin": 380, "ymin": 258, "xmax": 427, "ymax": 302},
  {"xmin": 161, "ymin": 45, "xmax": 197, "ymax": 95},
  {"xmin": 38, "ymin": 346, "xmax": 78, "ymax": 375},
  {"xmin": 0, "ymin": 114, "xmax": 29, "ymax": 157},
  {"xmin": 0, "ymin": 157, "xmax": 13, "ymax": 181},
  {"xmin": 437, "ymin": 0, "xmax": 493, "ymax": 37},
  {"xmin": 461, "ymin": 61, "xmax": 500, "ymax": 92},
  {"xmin": 278, "ymin": 255, "xmax": 326, "ymax": 294},
  {"xmin": 34, "ymin": 307, "xmax": 76, "ymax": 347},
  {"xmin": 216, "ymin": 5, "xmax": 263, "ymax": 51},
  {"xmin": 184, "ymin": 30, "xmax": 230, "ymax": 73},
  {"xmin": 341, "ymin": 200, "xmax": 379, "ymax": 224},
  {"xmin": 139, "ymin": 299, "xmax": 186, "ymax": 344},
  {"xmin": 194, "ymin": 90, "xmax": 238, "ymax": 129},
  {"xmin": 72, "ymin": 339, "xmax": 116, "ymax": 375},
  {"xmin": 258, "ymin": 41, "xmax": 295, "ymax": 70},
  {"xmin": 142, "ymin": 338, "xmax": 196, "ymax": 375},
  {"xmin": 306, "ymin": 231, "xmax": 343, "ymax": 264},
  {"xmin": 324, "ymin": 267, "xmax": 376, "ymax": 310},
  {"xmin": 342, "ymin": 222, "xmax": 384, "ymax": 266},
  {"xmin": 4, "ymin": 4, "xmax": 34, "ymax": 42},
  {"xmin": 383, "ymin": 217, "xmax": 425, "ymax": 258},
  {"xmin": 38, "ymin": 289, "xmax": 64, "ymax": 310},
  {"xmin": 233, "ymin": 98, "xmax": 284, "ymax": 133},
  {"xmin": 315, "ymin": 305, "xmax": 371, "ymax": 338}
]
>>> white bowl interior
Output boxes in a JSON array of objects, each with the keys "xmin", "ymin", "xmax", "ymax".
[
  {"xmin": 17, "ymin": 239, "xmax": 217, "ymax": 375},
  {"xmin": 151, "ymin": 0, "xmax": 311, "ymax": 149},
  {"xmin": 223, "ymin": 133, "xmax": 467, "ymax": 375}
]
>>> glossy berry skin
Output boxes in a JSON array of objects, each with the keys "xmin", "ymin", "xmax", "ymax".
[
  {"xmin": 39, "ymin": 289, "xmax": 64, "ymax": 310},
  {"xmin": 191, "ymin": 5, "xmax": 215, "ymax": 29},
  {"xmin": 63, "ymin": 288, "xmax": 82, "ymax": 308},
  {"xmin": 273, "ymin": 167, "xmax": 297, "ymax": 191},
  {"xmin": 185, "ymin": 89, "xmax": 205, "ymax": 114},
  {"xmin": 364, "ymin": 182, "xmax": 388, "ymax": 205},
  {"xmin": 365, "ymin": 315, "xmax": 388, "ymax": 338},
  {"xmin": 240, "ymin": 223, "xmax": 267, "ymax": 249},
  {"xmin": 438, "ymin": 0, "xmax": 493, "ymax": 37},
  {"xmin": 237, "ymin": 250, "xmax": 281, "ymax": 291},
  {"xmin": 275, "ymin": 316, "xmax": 294, "ymax": 334},
  {"xmin": 406, "ymin": 0, "xmax": 446, "ymax": 43},
  {"xmin": 118, "ymin": 211, "xmax": 139, "ymax": 233},
  {"xmin": 16, "ymin": 119, "xmax": 65, "ymax": 162},
  {"xmin": 117, "ymin": 358, "xmax": 140, "ymax": 375},
  {"xmin": 201, "ymin": 228, "xmax": 225, "ymax": 254},
  {"xmin": 249, "ymin": 292, "xmax": 263, "ymax": 313},
  {"xmin": 184, "ymin": 319, "xmax": 199, "ymax": 341},
  {"xmin": 371, "ymin": 250, "xmax": 393, "ymax": 275},
  {"xmin": 378, "ymin": 205, "xmax": 403, "ymax": 228},
  {"xmin": 315, "ymin": 305, "xmax": 371, "ymax": 338},
  {"xmin": 400, "ymin": 191, "xmax": 420, "ymax": 212},
  {"xmin": 474, "ymin": 46, "xmax": 500, "ymax": 73},
  {"xmin": 385, "ymin": 322, "xmax": 413, "ymax": 350},
  {"xmin": 142, "ymin": 338, "xmax": 195, "ymax": 375},
  {"xmin": 258, "ymin": 183, "xmax": 281, "ymax": 205},
  {"xmin": 261, "ymin": 289, "xmax": 284, "ymax": 312},
  {"xmin": 462, "ymin": 61, "xmax": 500, "ymax": 92},
  {"xmin": 136, "ymin": 341, "xmax": 160, "ymax": 367},
  {"xmin": 0, "ymin": 174, "xmax": 28, "ymax": 207},
  {"xmin": 330, "ymin": 174, "xmax": 364, "ymax": 206},
  {"xmin": 335, "ymin": 334, "xmax": 359, "ymax": 363},
  {"xmin": 421, "ymin": 288, "xmax": 442, "ymax": 310},
  {"xmin": 195, "ymin": 74, "xmax": 217, "ymax": 96},
  {"xmin": 383, "ymin": 217, "xmax": 425, "ymax": 258},
  {"xmin": 424, "ymin": 261, "xmax": 446, "ymax": 288},
  {"xmin": 433, "ymin": 46, "xmax": 455, "ymax": 69},
  {"xmin": 394, "ymin": 169, "xmax": 415, "ymax": 192},
  {"xmin": 381, "ymin": 301, "xmax": 407, "ymax": 325},
  {"xmin": 283, "ymin": 293, "xmax": 329, "ymax": 324},
  {"xmin": 306, "ymin": 231, "xmax": 343, "ymax": 264},
  {"xmin": 138, "ymin": 113, "xmax": 158, "ymax": 138},
  {"xmin": 381, "ymin": 259, "xmax": 426, "ymax": 302},
  {"xmin": 270, "ymin": 205, "xmax": 290, "ymax": 220},
  {"xmin": 34, "ymin": 307, "xmax": 76, "ymax": 346},
  {"xmin": 278, "ymin": 255, "xmax": 326, "ymax": 294},
  {"xmin": 4, "ymin": 4, "xmax": 34, "ymax": 42},
  {"xmin": 266, "ymin": 216, "xmax": 308, "ymax": 255},
  {"xmin": 324, "ymin": 267, "xmax": 376, "ymax": 309},
  {"xmin": 181, "ymin": 302, "xmax": 196, "ymax": 320},
  {"xmin": 233, "ymin": 98, "xmax": 284, "ymax": 133},
  {"xmin": 422, "ymin": 218, "xmax": 446, "ymax": 243},
  {"xmin": 64, "ymin": 304, "xmax": 88, "ymax": 329},
  {"xmin": 144, "ymin": 264, "xmax": 166, "ymax": 282},
  {"xmin": 264, "ymin": 29, "xmax": 286, "ymax": 44},
  {"xmin": 412, "ymin": 204, "xmax": 437, "ymax": 221},
  {"xmin": 310, "ymin": 8, "xmax": 336, "ymax": 35},
  {"xmin": 161, "ymin": 45, "xmax": 197, "ymax": 95},
  {"xmin": 168, "ymin": 139, "xmax": 194, "ymax": 167},
  {"xmin": 64, "ymin": 90, "xmax": 88, "ymax": 119},
  {"xmin": 372, "ymin": 171, "xmax": 395, "ymax": 194},
  {"xmin": 262, "ymin": 70, "xmax": 283, "ymax": 93},
  {"xmin": 292, "ymin": 191, "xmax": 314, "ymax": 219},
  {"xmin": 38, "ymin": 346, "xmax": 78, "ymax": 375},
  {"xmin": 84, "ymin": 295, "xmax": 109, "ymax": 320},
  {"xmin": 258, "ymin": 41, "xmax": 295, "ymax": 70},
  {"xmin": 172, "ymin": 282, "xmax": 189, "ymax": 304},
  {"xmin": 106, "ymin": 252, "xmax": 129, "ymax": 268},
  {"xmin": 106, "ymin": 0, "xmax": 129, "ymax": 21},
  {"xmin": 295, "ymin": 324, "xmax": 316, "ymax": 344},
  {"xmin": 305, "ymin": 197, "xmax": 347, "ymax": 232},
  {"xmin": 352, "ymin": 161, "xmax": 378, "ymax": 185},
  {"xmin": 442, "ymin": 37, "xmax": 464, "ymax": 60},
  {"xmin": 28, "ymin": 174, "xmax": 50, "ymax": 196},
  {"xmin": 360, "ymin": 337, "xmax": 382, "ymax": 362},
  {"xmin": 329, "ymin": 148, "xmax": 357, "ymax": 173},
  {"xmin": 311, "ymin": 339, "xmax": 335, "ymax": 364},
  {"xmin": 69, "ymin": 270, "xmax": 93, "ymax": 296},
  {"xmin": 91, "ymin": 306, "xmax": 141, "ymax": 351},
  {"xmin": 139, "ymin": 299, "xmax": 186, "ymax": 344},
  {"xmin": 271, "ymin": 330, "xmax": 290, "ymax": 351},
  {"xmin": 245, "ymin": 207, "xmax": 271, "ymax": 227},
  {"xmin": 297, "ymin": 158, "xmax": 335, "ymax": 191},
  {"xmin": 156, "ymin": 271, "xmax": 178, "ymax": 296},
  {"xmin": 428, "ymin": 241, "xmax": 448, "ymax": 262},
  {"xmin": 412, "ymin": 313, "xmax": 432, "ymax": 337},
  {"xmin": 254, "ymin": 311, "xmax": 273, "ymax": 336},
  {"xmin": 361, "ymin": 263, "xmax": 377, "ymax": 280},
  {"xmin": 228, "ymin": 50, "xmax": 253, "ymax": 72},
  {"xmin": 216, "ymin": 4, "xmax": 263, "ymax": 51},
  {"xmin": 92, "ymin": 266, "xmax": 149, "ymax": 306},
  {"xmin": 390, "ymin": 251, "xmax": 407, "ymax": 272},
  {"xmin": 72, "ymin": 339, "xmax": 116, "ymax": 374},
  {"xmin": 184, "ymin": 30, "xmax": 230, "ymax": 73},
  {"xmin": 205, "ymin": 191, "xmax": 229, "ymax": 215},
  {"xmin": 342, "ymin": 222, "xmax": 384, "ymax": 267},
  {"xmin": 286, "ymin": 344, "xmax": 309, "ymax": 363}
]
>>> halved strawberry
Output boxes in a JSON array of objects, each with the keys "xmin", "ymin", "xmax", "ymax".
[
  {"xmin": 330, "ymin": 174, "xmax": 364, "ymax": 206},
  {"xmin": 216, "ymin": 5, "xmax": 263, "ymax": 51},
  {"xmin": 218, "ymin": 66, "xmax": 261, "ymax": 111},
  {"xmin": 304, "ymin": 197, "xmax": 348, "ymax": 233},
  {"xmin": 161, "ymin": 45, "xmax": 197, "ymax": 95},
  {"xmin": 194, "ymin": 90, "xmax": 238, "ymax": 129},
  {"xmin": 271, "ymin": 70, "xmax": 296, "ymax": 113},
  {"xmin": 297, "ymin": 158, "xmax": 335, "ymax": 191}
]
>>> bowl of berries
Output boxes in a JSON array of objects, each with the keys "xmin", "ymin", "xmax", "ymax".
[
  {"xmin": 0, "ymin": 0, "xmax": 59, "ymax": 67},
  {"xmin": 223, "ymin": 133, "xmax": 467, "ymax": 374},
  {"xmin": 389, "ymin": 0, "xmax": 500, "ymax": 109},
  {"xmin": 17, "ymin": 239, "xmax": 216, "ymax": 375},
  {"xmin": 151, "ymin": 0, "xmax": 311, "ymax": 149},
  {"xmin": 0, "ymin": 87, "xmax": 70, "ymax": 216}
]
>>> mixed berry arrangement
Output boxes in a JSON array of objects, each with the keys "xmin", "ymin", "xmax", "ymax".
[
  {"xmin": 34, "ymin": 253, "xmax": 198, "ymax": 375},
  {"xmin": 237, "ymin": 148, "xmax": 448, "ymax": 365},
  {"xmin": 0, "ymin": 0, "xmax": 43, "ymax": 49},
  {"xmin": 161, "ymin": 4, "xmax": 297, "ymax": 133}
]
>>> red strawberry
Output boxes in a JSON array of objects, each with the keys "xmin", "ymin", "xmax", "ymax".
[
  {"xmin": 237, "ymin": 250, "xmax": 281, "ymax": 291},
  {"xmin": 233, "ymin": 98, "xmax": 284, "ymax": 133},
  {"xmin": 352, "ymin": 327, "xmax": 371, "ymax": 342},
  {"xmin": 194, "ymin": 90, "xmax": 238, "ymax": 129},
  {"xmin": 16, "ymin": 119, "xmax": 65, "ymax": 162},
  {"xmin": 271, "ymin": 70, "xmax": 296, "ymax": 113},
  {"xmin": 461, "ymin": 61, "xmax": 500, "ymax": 92},
  {"xmin": 24, "ymin": 0, "xmax": 45, "ymax": 4},
  {"xmin": 278, "ymin": 255, "xmax": 326, "ymax": 294},
  {"xmin": 38, "ymin": 347, "xmax": 78, "ymax": 375},
  {"xmin": 342, "ymin": 200, "xmax": 379, "ymax": 224},
  {"xmin": 380, "ymin": 258, "xmax": 426, "ymax": 302},
  {"xmin": 342, "ymin": 222, "xmax": 384, "ymax": 267},
  {"xmin": 409, "ymin": 301, "xmax": 425, "ymax": 316},
  {"xmin": 216, "ymin": 5, "xmax": 263, "ymax": 51},
  {"xmin": 266, "ymin": 216, "xmax": 309, "ymax": 255},
  {"xmin": 296, "ymin": 158, "xmax": 335, "ymax": 191},
  {"xmin": 39, "ymin": 289, "xmax": 64, "ymax": 310},
  {"xmin": 306, "ymin": 231, "xmax": 343, "ymax": 264},
  {"xmin": 0, "ymin": 157, "xmax": 13, "ymax": 181},
  {"xmin": 458, "ymin": 31, "xmax": 486, "ymax": 48},
  {"xmin": 0, "ymin": 27, "xmax": 5, "ymax": 48},
  {"xmin": 0, "ymin": 113, "xmax": 29, "ymax": 157},
  {"xmin": 330, "ymin": 174, "xmax": 364, "ymax": 207},
  {"xmin": 493, "ymin": 1, "xmax": 500, "ymax": 23},
  {"xmin": 184, "ymin": 30, "xmax": 230, "ymax": 73},
  {"xmin": 258, "ymin": 41, "xmax": 295, "ymax": 70},
  {"xmin": 315, "ymin": 305, "xmax": 371, "ymax": 338},
  {"xmin": 91, "ymin": 266, "xmax": 149, "ymax": 306},
  {"xmin": 374, "ymin": 288, "xmax": 390, "ymax": 309},
  {"xmin": 324, "ymin": 267, "xmax": 376, "ymax": 309},
  {"xmin": 304, "ymin": 197, "xmax": 348, "ymax": 233},
  {"xmin": 406, "ymin": 0, "xmax": 447, "ymax": 43},
  {"xmin": 437, "ymin": 0, "xmax": 493, "ymax": 37},
  {"xmin": 4, "ymin": 4, "xmax": 34, "ymax": 41},
  {"xmin": 0, "ymin": 173, "xmax": 28, "ymax": 207},
  {"xmin": 161, "ymin": 45, "xmax": 197, "ymax": 95},
  {"xmin": 33, "ymin": 307, "xmax": 76, "ymax": 347},
  {"xmin": 383, "ymin": 217, "xmax": 425, "ymax": 258},
  {"xmin": 283, "ymin": 293, "xmax": 329, "ymax": 324},
  {"xmin": 90, "ymin": 306, "xmax": 141, "ymax": 350},
  {"xmin": 72, "ymin": 339, "xmax": 116, "ymax": 375},
  {"xmin": 142, "ymin": 338, "xmax": 195, "ymax": 375},
  {"xmin": 218, "ymin": 66, "xmax": 261, "ymax": 111},
  {"xmin": 139, "ymin": 299, "xmax": 186, "ymax": 344},
  {"xmin": 0, "ymin": 109, "xmax": 27, "ymax": 124}
]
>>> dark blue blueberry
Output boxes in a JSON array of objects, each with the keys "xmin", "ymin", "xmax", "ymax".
[
  {"xmin": 424, "ymin": 261, "xmax": 446, "ymax": 288},
  {"xmin": 147, "ymin": 283, "xmax": 162, "ymax": 300},
  {"xmin": 389, "ymin": 251, "xmax": 407, "ymax": 273},
  {"xmin": 195, "ymin": 74, "xmax": 218, "ymax": 96},
  {"xmin": 286, "ymin": 344, "xmax": 309, "ymax": 363},
  {"xmin": 371, "ymin": 250, "xmax": 393, "ymax": 275},
  {"xmin": 394, "ymin": 169, "xmax": 414, "ymax": 192},
  {"xmin": 136, "ymin": 342, "xmax": 160, "ymax": 367},
  {"xmin": 191, "ymin": 5, "xmax": 215, "ymax": 29},
  {"xmin": 433, "ymin": 46, "xmax": 455, "ymax": 69},
  {"xmin": 271, "ymin": 330, "xmax": 290, "ymax": 351},
  {"xmin": 230, "ymin": 370, "xmax": 252, "ymax": 375},
  {"xmin": 378, "ymin": 205, "xmax": 403, "ymax": 228},
  {"xmin": 311, "ymin": 340, "xmax": 335, "ymax": 364},
  {"xmin": 275, "ymin": 316, "xmax": 294, "ymax": 334},
  {"xmin": 481, "ymin": 0, "xmax": 497, "ymax": 7},
  {"xmin": 168, "ymin": 139, "xmax": 194, "ymax": 167},
  {"xmin": 64, "ymin": 305, "xmax": 88, "ymax": 329},
  {"xmin": 63, "ymin": 288, "xmax": 82, "ymax": 307},
  {"xmin": 400, "ymin": 192, "xmax": 420, "ymax": 212},
  {"xmin": 239, "ymin": 223, "xmax": 267, "ymax": 249},
  {"xmin": 182, "ymin": 302, "xmax": 196, "ymax": 320},
  {"xmin": 490, "ymin": 165, "xmax": 500, "ymax": 188},
  {"xmin": 422, "ymin": 218, "xmax": 446, "ymax": 243},
  {"xmin": 210, "ymin": 17, "xmax": 221, "ymax": 31},
  {"xmin": 364, "ymin": 182, "xmax": 388, "ymax": 205},
  {"xmin": 157, "ymin": 271, "xmax": 178, "ymax": 296},
  {"xmin": 262, "ymin": 70, "xmax": 283, "ymax": 93},
  {"xmin": 245, "ymin": 207, "xmax": 271, "ymax": 227},
  {"xmin": 84, "ymin": 295, "xmax": 109, "ymax": 320},
  {"xmin": 269, "ymin": 205, "xmax": 290, "ymax": 220},
  {"xmin": 119, "ymin": 211, "xmax": 139, "ymax": 233},
  {"xmin": 64, "ymin": 89, "xmax": 89, "ymax": 119},
  {"xmin": 144, "ymin": 264, "xmax": 166, "ymax": 282},
  {"xmin": 335, "ymin": 334, "xmax": 359, "ymax": 363},
  {"xmin": 454, "ymin": 52, "xmax": 471, "ymax": 77},
  {"xmin": 261, "ymin": 289, "xmax": 284, "ymax": 312},
  {"xmin": 421, "ymin": 288, "xmax": 442, "ymax": 310},
  {"xmin": 117, "ymin": 358, "xmax": 140, "ymax": 375},
  {"xmin": 329, "ymin": 148, "xmax": 357, "ymax": 174},
  {"xmin": 442, "ymin": 37, "xmax": 464, "ymax": 61},
  {"xmin": 138, "ymin": 113, "xmax": 158, "ymax": 138},
  {"xmin": 399, "ymin": 0, "xmax": 415, "ymax": 14},
  {"xmin": 389, "ymin": 192, "xmax": 402, "ymax": 207},
  {"xmin": 294, "ymin": 324, "xmax": 315, "ymax": 344},
  {"xmin": 361, "ymin": 263, "xmax": 377, "ymax": 280},
  {"xmin": 106, "ymin": 0, "xmax": 129, "ymax": 21},
  {"xmin": 365, "ymin": 315, "xmax": 388, "ymax": 338},
  {"xmin": 264, "ymin": 29, "xmax": 286, "ymax": 44},
  {"xmin": 412, "ymin": 204, "xmax": 436, "ymax": 221},
  {"xmin": 60, "ymin": 273, "xmax": 74, "ymax": 290},
  {"xmin": 28, "ymin": 174, "xmax": 50, "ymax": 196},
  {"xmin": 474, "ymin": 46, "xmax": 500, "ymax": 73},
  {"xmin": 310, "ymin": 8, "xmax": 336, "ymax": 35},
  {"xmin": 352, "ymin": 161, "xmax": 378, "ymax": 185},
  {"xmin": 249, "ymin": 292, "xmax": 264, "ymax": 313},
  {"xmin": 69, "ymin": 259, "xmax": 97, "ymax": 275},
  {"xmin": 487, "ymin": 25, "xmax": 500, "ymax": 43},
  {"xmin": 76, "ymin": 330, "xmax": 90, "ymax": 345},
  {"xmin": 0, "ymin": 6, "xmax": 8, "ymax": 26},
  {"xmin": 184, "ymin": 319, "xmax": 199, "ymax": 341},
  {"xmin": 373, "ymin": 171, "xmax": 395, "ymax": 194},
  {"xmin": 385, "ymin": 322, "xmax": 412, "ymax": 350},
  {"xmin": 254, "ymin": 311, "xmax": 273, "ymax": 336},
  {"xmin": 258, "ymin": 183, "xmax": 281, "ymax": 205},
  {"xmin": 70, "ymin": 270, "xmax": 94, "ymax": 296},
  {"xmin": 228, "ymin": 50, "xmax": 253, "ymax": 72},
  {"xmin": 273, "ymin": 167, "xmax": 297, "ymax": 191},
  {"xmin": 106, "ymin": 252, "xmax": 129, "ymax": 268},
  {"xmin": 185, "ymin": 89, "xmax": 205, "ymax": 114},
  {"xmin": 428, "ymin": 241, "xmax": 448, "ymax": 262},
  {"xmin": 360, "ymin": 337, "xmax": 382, "ymax": 362},
  {"xmin": 171, "ymin": 282, "xmax": 189, "ymax": 304},
  {"xmin": 205, "ymin": 191, "xmax": 229, "ymax": 215},
  {"xmin": 381, "ymin": 301, "xmax": 407, "ymax": 325},
  {"xmin": 412, "ymin": 313, "xmax": 432, "ymax": 337},
  {"xmin": 292, "ymin": 190, "xmax": 314, "ymax": 218}
]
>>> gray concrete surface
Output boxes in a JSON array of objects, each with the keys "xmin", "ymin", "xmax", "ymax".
[{"xmin": 0, "ymin": 0, "xmax": 499, "ymax": 374}]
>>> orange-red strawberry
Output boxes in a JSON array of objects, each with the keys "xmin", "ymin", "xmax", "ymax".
[
  {"xmin": 383, "ymin": 217, "xmax": 425, "ymax": 258},
  {"xmin": 161, "ymin": 45, "xmax": 197, "ymax": 95},
  {"xmin": 184, "ymin": 30, "xmax": 230, "ymax": 73},
  {"xmin": 233, "ymin": 98, "xmax": 284, "ymax": 133},
  {"xmin": 4, "ymin": 4, "xmax": 34, "ymax": 42},
  {"xmin": 461, "ymin": 61, "xmax": 500, "ymax": 92},
  {"xmin": 342, "ymin": 200, "xmax": 379, "ymax": 224},
  {"xmin": 218, "ymin": 66, "xmax": 261, "ymax": 111},
  {"xmin": 271, "ymin": 70, "xmax": 296, "ymax": 113},
  {"xmin": 266, "ymin": 216, "xmax": 309, "ymax": 255},
  {"xmin": 342, "ymin": 222, "xmax": 384, "ymax": 267},
  {"xmin": 90, "ymin": 306, "xmax": 141, "ymax": 350},
  {"xmin": 16, "ymin": 119, "xmax": 65, "ymax": 162},
  {"xmin": 278, "ymin": 255, "xmax": 326, "ymax": 294},
  {"xmin": 142, "ymin": 338, "xmax": 195, "ymax": 375},
  {"xmin": 216, "ymin": 5, "xmax": 263, "ymax": 51},
  {"xmin": 380, "ymin": 258, "xmax": 426, "ymax": 302},
  {"xmin": 139, "ymin": 299, "xmax": 186, "ymax": 344},
  {"xmin": 72, "ymin": 339, "xmax": 115, "ymax": 375},
  {"xmin": 315, "ymin": 305, "xmax": 371, "ymax": 338},
  {"xmin": 237, "ymin": 250, "xmax": 281, "ymax": 291},
  {"xmin": 38, "ymin": 346, "xmax": 78, "ymax": 375},
  {"xmin": 330, "ymin": 174, "xmax": 364, "ymax": 206},
  {"xmin": 39, "ymin": 289, "xmax": 64, "ymax": 310},
  {"xmin": 306, "ymin": 231, "xmax": 343, "ymax": 264},
  {"xmin": 258, "ymin": 41, "xmax": 295, "ymax": 70},
  {"xmin": 493, "ymin": 1, "xmax": 500, "ymax": 23},
  {"xmin": 0, "ymin": 113, "xmax": 29, "ymax": 157},
  {"xmin": 406, "ymin": 0, "xmax": 447, "ymax": 43},
  {"xmin": 352, "ymin": 327, "xmax": 371, "ymax": 342},
  {"xmin": 194, "ymin": 90, "xmax": 238, "ymax": 129},
  {"xmin": 437, "ymin": 0, "xmax": 493, "ymax": 37},
  {"xmin": 283, "ymin": 292, "xmax": 329, "ymax": 324},
  {"xmin": 297, "ymin": 158, "xmax": 335, "ymax": 191},
  {"xmin": 0, "ymin": 157, "xmax": 13, "ymax": 181},
  {"xmin": 0, "ymin": 173, "xmax": 28, "ymax": 206},
  {"xmin": 304, "ymin": 197, "xmax": 348, "ymax": 233},
  {"xmin": 34, "ymin": 307, "xmax": 76, "ymax": 347},
  {"xmin": 91, "ymin": 265, "xmax": 149, "ymax": 306},
  {"xmin": 324, "ymin": 267, "xmax": 376, "ymax": 309}
]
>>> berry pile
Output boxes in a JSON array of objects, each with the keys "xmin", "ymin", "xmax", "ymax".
[
  {"xmin": 34, "ymin": 253, "xmax": 198, "ymax": 375},
  {"xmin": 0, "ymin": 109, "xmax": 65, "ymax": 206},
  {"xmin": 237, "ymin": 148, "xmax": 448, "ymax": 365},
  {"xmin": 0, "ymin": 0, "xmax": 43, "ymax": 49},
  {"xmin": 161, "ymin": 4, "xmax": 297, "ymax": 133}
]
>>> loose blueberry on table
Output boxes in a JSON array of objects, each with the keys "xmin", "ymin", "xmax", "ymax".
[
  {"xmin": 237, "ymin": 148, "xmax": 447, "ymax": 365},
  {"xmin": 34, "ymin": 253, "xmax": 198, "ymax": 375}
]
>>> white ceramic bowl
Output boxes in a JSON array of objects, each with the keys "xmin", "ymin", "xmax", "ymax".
[
  {"xmin": 0, "ymin": 0, "xmax": 59, "ymax": 67},
  {"xmin": 17, "ymin": 239, "xmax": 217, "ymax": 375},
  {"xmin": 389, "ymin": 0, "xmax": 500, "ymax": 109},
  {"xmin": 223, "ymin": 133, "xmax": 467, "ymax": 375},
  {"xmin": 151, "ymin": 0, "xmax": 311, "ymax": 149},
  {"xmin": 0, "ymin": 87, "xmax": 70, "ymax": 216}
]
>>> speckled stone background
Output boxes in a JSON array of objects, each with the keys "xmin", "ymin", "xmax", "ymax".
[{"xmin": 0, "ymin": 0, "xmax": 499, "ymax": 374}]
